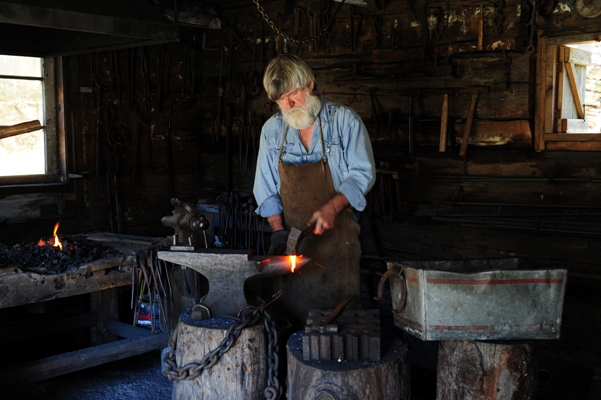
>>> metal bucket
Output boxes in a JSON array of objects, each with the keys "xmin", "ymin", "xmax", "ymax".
[{"xmin": 379, "ymin": 258, "xmax": 567, "ymax": 341}]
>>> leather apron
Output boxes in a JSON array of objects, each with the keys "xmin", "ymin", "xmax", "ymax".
[{"xmin": 270, "ymin": 119, "xmax": 362, "ymax": 330}]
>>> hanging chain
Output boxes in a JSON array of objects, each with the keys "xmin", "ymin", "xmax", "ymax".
[
  {"xmin": 252, "ymin": 0, "xmax": 344, "ymax": 45},
  {"xmin": 163, "ymin": 297, "xmax": 282, "ymax": 399}
]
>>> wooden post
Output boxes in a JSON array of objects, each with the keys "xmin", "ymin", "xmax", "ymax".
[
  {"xmin": 436, "ymin": 341, "xmax": 537, "ymax": 400},
  {"xmin": 287, "ymin": 333, "xmax": 410, "ymax": 400},
  {"xmin": 171, "ymin": 320, "xmax": 267, "ymax": 399}
]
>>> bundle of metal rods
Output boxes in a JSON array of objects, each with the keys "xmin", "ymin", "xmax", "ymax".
[
  {"xmin": 131, "ymin": 248, "xmax": 173, "ymax": 333},
  {"xmin": 216, "ymin": 192, "xmax": 267, "ymax": 254}
]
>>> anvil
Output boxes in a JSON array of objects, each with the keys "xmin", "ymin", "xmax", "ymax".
[{"xmin": 157, "ymin": 249, "xmax": 310, "ymax": 318}]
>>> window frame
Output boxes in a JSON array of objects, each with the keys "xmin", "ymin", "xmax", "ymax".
[
  {"xmin": 535, "ymin": 32, "xmax": 601, "ymax": 151},
  {"xmin": 0, "ymin": 56, "xmax": 67, "ymax": 190}
]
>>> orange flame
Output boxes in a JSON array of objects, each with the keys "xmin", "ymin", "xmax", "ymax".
[
  {"xmin": 289, "ymin": 255, "xmax": 297, "ymax": 273},
  {"xmin": 52, "ymin": 221, "xmax": 62, "ymax": 250}
]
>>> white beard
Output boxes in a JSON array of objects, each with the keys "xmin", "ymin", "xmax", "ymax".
[{"xmin": 281, "ymin": 93, "xmax": 322, "ymax": 130}]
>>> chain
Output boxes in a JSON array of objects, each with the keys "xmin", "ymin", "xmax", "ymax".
[
  {"xmin": 492, "ymin": 0, "xmax": 505, "ymax": 36},
  {"xmin": 163, "ymin": 298, "xmax": 282, "ymax": 399},
  {"xmin": 252, "ymin": 0, "xmax": 344, "ymax": 45}
]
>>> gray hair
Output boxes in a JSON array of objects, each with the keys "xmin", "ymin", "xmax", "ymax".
[{"xmin": 262, "ymin": 54, "xmax": 315, "ymax": 101}]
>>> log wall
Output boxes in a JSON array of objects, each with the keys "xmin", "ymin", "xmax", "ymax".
[{"xmin": 1, "ymin": 0, "xmax": 601, "ymax": 395}]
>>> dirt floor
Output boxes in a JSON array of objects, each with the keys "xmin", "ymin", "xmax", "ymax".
[
  {"xmin": 0, "ymin": 350, "xmax": 173, "ymax": 400},
  {"xmin": 0, "ymin": 347, "xmax": 437, "ymax": 400}
]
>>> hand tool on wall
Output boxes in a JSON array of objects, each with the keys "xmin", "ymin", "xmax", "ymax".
[
  {"xmin": 130, "ymin": 111, "xmax": 146, "ymax": 186},
  {"xmin": 474, "ymin": 1, "xmax": 490, "ymax": 51},
  {"xmin": 164, "ymin": 108, "xmax": 174, "ymax": 204},
  {"xmin": 458, "ymin": 86, "xmax": 489, "ymax": 157},
  {"xmin": 408, "ymin": 95, "xmax": 415, "ymax": 153},
  {"xmin": 459, "ymin": 93, "xmax": 479, "ymax": 157},
  {"xmin": 439, "ymin": 93, "xmax": 449, "ymax": 152},
  {"xmin": 410, "ymin": 0, "xmax": 428, "ymax": 60},
  {"xmin": 92, "ymin": 53, "xmax": 103, "ymax": 193}
]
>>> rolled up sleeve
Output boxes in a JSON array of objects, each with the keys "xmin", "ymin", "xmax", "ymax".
[
  {"xmin": 253, "ymin": 120, "xmax": 284, "ymax": 218},
  {"xmin": 333, "ymin": 107, "xmax": 376, "ymax": 212}
]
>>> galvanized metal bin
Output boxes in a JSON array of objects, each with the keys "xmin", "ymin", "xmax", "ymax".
[{"xmin": 383, "ymin": 258, "xmax": 567, "ymax": 341}]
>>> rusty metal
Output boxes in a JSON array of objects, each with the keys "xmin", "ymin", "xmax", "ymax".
[
  {"xmin": 157, "ymin": 250, "xmax": 310, "ymax": 318},
  {"xmin": 383, "ymin": 258, "xmax": 568, "ymax": 341},
  {"xmin": 302, "ymin": 309, "xmax": 381, "ymax": 362}
]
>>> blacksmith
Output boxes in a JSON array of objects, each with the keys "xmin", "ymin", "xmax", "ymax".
[{"xmin": 253, "ymin": 54, "xmax": 376, "ymax": 328}]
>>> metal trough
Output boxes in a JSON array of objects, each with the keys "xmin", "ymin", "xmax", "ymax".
[{"xmin": 381, "ymin": 258, "xmax": 567, "ymax": 340}]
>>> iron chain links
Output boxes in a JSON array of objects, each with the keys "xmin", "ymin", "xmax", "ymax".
[
  {"xmin": 252, "ymin": 0, "xmax": 345, "ymax": 45},
  {"xmin": 163, "ymin": 301, "xmax": 283, "ymax": 399}
]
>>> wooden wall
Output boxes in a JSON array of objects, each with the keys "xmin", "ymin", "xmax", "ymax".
[{"xmin": 2, "ymin": 0, "xmax": 601, "ymax": 394}]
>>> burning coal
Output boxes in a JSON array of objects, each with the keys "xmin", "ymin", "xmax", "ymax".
[{"xmin": 0, "ymin": 223, "xmax": 122, "ymax": 274}]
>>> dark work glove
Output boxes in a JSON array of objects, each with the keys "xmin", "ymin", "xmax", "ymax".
[{"xmin": 268, "ymin": 230, "xmax": 289, "ymax": 255}]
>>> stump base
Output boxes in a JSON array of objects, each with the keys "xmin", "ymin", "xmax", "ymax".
[
  {"xmin": 436, "ymin": 340, "xmax": 537, "ymax": 400},
  {"xmin": 286, "ymin": 332, "xmax": 410, "ymax": 400},
  {"xmin": 171, "ymin": 313, "xmax": 267, "ymax": 400}
]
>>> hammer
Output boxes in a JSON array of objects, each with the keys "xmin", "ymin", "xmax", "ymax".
[{"xmin": 286, "ymin": 223, "xmax": 315, "ymax": 255}]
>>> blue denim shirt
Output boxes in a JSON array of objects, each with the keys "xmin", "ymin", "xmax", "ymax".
[{"xmin": 253, "ymin": 99, "xmax": 376, "ymax": 218}]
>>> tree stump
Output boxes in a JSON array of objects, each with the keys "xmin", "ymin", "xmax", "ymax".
[
  {"xmin": 171, "ymin": 317, "xmax": 267, "ymax": 400},
  {"xmin": 286, "ymin": 332, "xmax": 410, "ymax": 400},
  {"xmin": 436, "ymin": 341, "xmax": 537, "ymax": 400}
]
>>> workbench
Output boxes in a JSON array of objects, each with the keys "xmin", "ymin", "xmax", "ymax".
[{"xmin": 0, "ymin": 233, "xmax": 176, "ymax": 384}]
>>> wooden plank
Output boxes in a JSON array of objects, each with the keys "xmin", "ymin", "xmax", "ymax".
[
  {"xmin": 546, "ymin": 141, "xmax": 601, "ymax": 151},
  {"xmin": 0, "ymin": 334, "xmax": 169, "ymax": 384},
  {"xmin": 536, "ymin": 33, "xmax": 548, "ymax": 151},
  {"xmin": 0, "ymin": 312, "xmax": 99, "ymax": 344},
  {"xmin": 556, "ymin": 46, "xmax": 566, "ymax": 132},
  {"xmin": 544, "ymin": 133, "xmax": 601, "ymax": 141},
  {"xmin": 455, "ymin": 120, "xmax": 532, "ymax": 146},
  {"xmin": 106, "ymin": 319, "xmax": 153, "ymax": 339},
  {"xmin": 565, "ymin": 62, "xmax": 585, "ymax": 119},
  {"xmin": 0, "ymin": 263, "xmax": 132, "ymax": 309},
  {"xmin": 0, "ymin": 120, "xmax": 42, "ymax": 140}
]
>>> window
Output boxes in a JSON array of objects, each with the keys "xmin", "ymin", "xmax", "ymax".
[
  {"xmin": 535, "ymin": 33, "xmax": 601, "ymax": 151},
  {"xmin": 0, "ymin": 55, "xmax": 65, "ymax": 185}
]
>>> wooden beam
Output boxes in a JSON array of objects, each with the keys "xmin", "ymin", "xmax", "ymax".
[
  {"xmin": 0, "ymin": 120, "xmax": 42, "ymax": 140},
  {"xmin": 0, "ymin": 257, "xmax": 133, "ymax": 310},
  {"xmin": 105, "ymin": 319, "xmax": 153, "ymax": 339},
  {"xmin": 0, "ymin": 334, "xmax": 169, "ymax": 384},
  {"xmin": 543, "ymin": 134, "xmax": 601, "ymax": 141},
  {"xmin": 0, "ymin": 312, "xmax": 99, "ymax": 344},
  {"xmin": 564, "ymin": 62, "xmax": 584, "ymax": 119},
  {"xmin": 535, "ymin": 33, "xmax": 548, "ymax": 152}
]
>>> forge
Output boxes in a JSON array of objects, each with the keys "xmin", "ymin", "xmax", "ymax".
[{"xmin": 157, "ymin": 249, "xmax": 311, "ymax": 318}]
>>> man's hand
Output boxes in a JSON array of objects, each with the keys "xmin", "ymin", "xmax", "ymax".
[
  {"xmin": 307, "ymin": 193, "xmax": 350, "ymax": 235},
  {"xmin": 268, "ymin": 230, "xmax": 290, "ymax": 255}
]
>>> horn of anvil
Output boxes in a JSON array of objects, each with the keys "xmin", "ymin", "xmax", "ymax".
[{"xmin": 156, "ymin": 250, "xmax": 305, "ymax": 318}]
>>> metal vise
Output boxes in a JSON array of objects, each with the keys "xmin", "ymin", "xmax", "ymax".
[
  {"xmin": 157, "ymin": 250, "xmax": 310, "ymax": 319},
  {"xmin": 161, "ymin": 198, "xmax": 209, "ymax": 250}
]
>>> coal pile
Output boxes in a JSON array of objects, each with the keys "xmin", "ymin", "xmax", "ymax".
[{"xmin": 0, "ymin": 236, "xmax": 123, "ymax": 275}]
